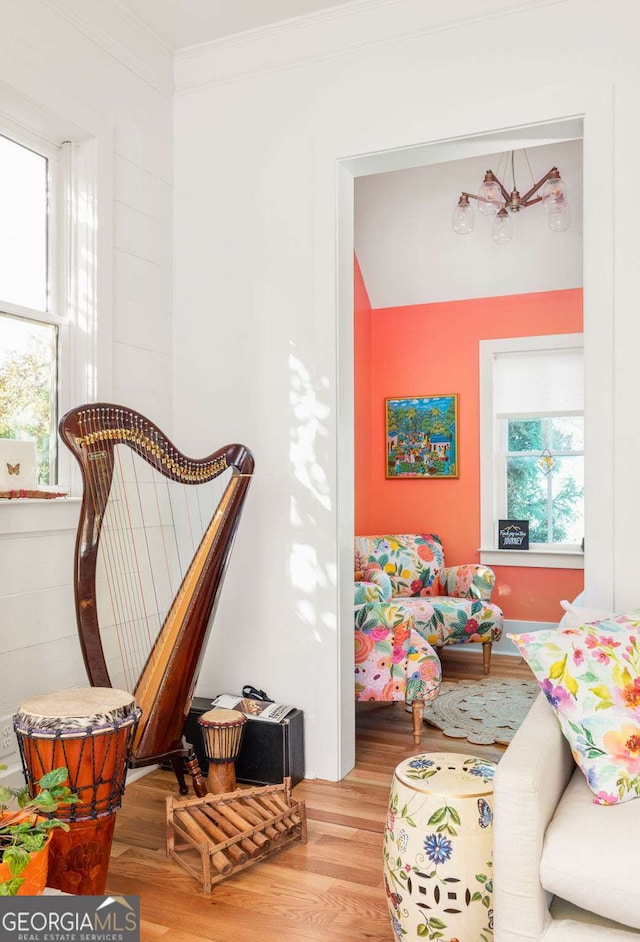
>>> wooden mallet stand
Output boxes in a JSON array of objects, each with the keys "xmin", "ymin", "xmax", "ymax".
[{"xmin": 166, "ymin": 778, "xmax": 307, "ymax": 892}]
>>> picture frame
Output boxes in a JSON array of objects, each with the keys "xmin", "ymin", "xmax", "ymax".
[{"xmin": 386, "ymin": 395, "xmax": 458, "ymax": 479}]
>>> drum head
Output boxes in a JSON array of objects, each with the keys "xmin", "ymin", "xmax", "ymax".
[
  {"xmin": 15, "ymin": 687, "xmax": 138, "ymax": 735},
  {"xmin": 198, "ymin": 708, "xmax": 246, "ymax": 728}
]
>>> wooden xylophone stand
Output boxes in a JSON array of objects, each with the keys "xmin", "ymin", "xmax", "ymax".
[{"xmin": 166, "ymin": 778, "xmax": 307, "ymax": 892}]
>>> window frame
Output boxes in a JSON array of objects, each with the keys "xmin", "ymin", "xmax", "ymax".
[
  {"xmin": 0, "ymin": 84, "xmax": 112, "ymax": 533},
  {"xmin": 0, "ymin": 127, "xmax": 64, "ymax": 485},
  {"xmin": 479, "ymin": 333, "xmax": 585, "ymax": 570}
]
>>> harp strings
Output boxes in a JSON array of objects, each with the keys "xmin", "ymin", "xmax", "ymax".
[
  {"xmin": 83, "ymin": 407, "xmax": 229, "ymax": 694},
  {"xmin": 88, "ymin": 408, "xmax": 147, "ymax": 690},
  {"xmin": 81, "ymin": 409, "xmax": 135, "ymax": 689}
]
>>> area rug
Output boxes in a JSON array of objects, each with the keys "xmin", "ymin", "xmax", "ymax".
[{"xmin": 421, "ymin": 678, "xmax": 540, "ymax": 745}]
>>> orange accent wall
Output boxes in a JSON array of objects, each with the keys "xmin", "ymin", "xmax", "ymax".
[{"xmin": 354, "ymin": 279, "xmax": 584, "ymax": 623}]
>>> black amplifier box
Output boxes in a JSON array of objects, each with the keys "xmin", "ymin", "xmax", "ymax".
[{"xmin": 184, "ymin": 696, "xmax": 305, "ymax": 787}]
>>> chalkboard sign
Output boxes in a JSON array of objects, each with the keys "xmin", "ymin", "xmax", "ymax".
[{"xmin": 498, "ymin": 519, "xmax": 529, "ymax": 550}]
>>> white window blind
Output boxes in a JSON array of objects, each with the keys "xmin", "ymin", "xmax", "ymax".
[{"xmin": 494, "ymin": 347, "xmax": 583, "ymax": 419}]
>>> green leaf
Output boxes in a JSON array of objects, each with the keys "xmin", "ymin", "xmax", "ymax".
[
  {"xmin": 39, "ymin": 819, "xmax": 69, "ymax": 832},
  {"xmin": 427, "ymin": 807, "xmax": 447, "ymax": 825},
  {"xmin": 448, "ymin": 807, "xmax": 461, "ymax": 825},
  {"xmin": 38, "ymin": 768, "xmax": 69, "ymax": 790},
  {"xmin": 0, "ymin": 878, "xmax": 24, "ymax": 896},
  {"xmin": 0, "ymin": 787, "xmax": 12, "ymax": 804},
  {"xmin": 31, "ymin": 790, "xmax": 56, "ymax": 811},
  {"xmin": 405, "ymin": 817, "xmax": 416, "ymax": 827},
  {"xmin": 476, "ymin": 873, "xmax": 488, "ymax": 884},
  {"xmin": 19, "ymin": 833, "xmax": 46, "ymax": 853},
  {"xmin": 2, "ymin": 846, "xmax": 30, "ymax": 878},
  {"xmin": 417, "ymin": 926, "xmax": 428, "ymax": 937},
  {"xmin": 15, "ymin": 788, "xmax": 30, "ymax": 808},
  {"xmin": 471, "ymin": 892, "xmax": 482, "ymax": 901},
  {"xmin": 429, "ymin": 918, "xmax": 446, "ymax": 929}
]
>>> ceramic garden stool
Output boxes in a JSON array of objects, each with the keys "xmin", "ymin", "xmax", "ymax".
[{"xmin": 383, "ymin": 751, "xmax": 495, "ymax": 942}]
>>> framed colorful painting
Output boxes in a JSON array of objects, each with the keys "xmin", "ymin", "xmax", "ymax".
[{"xmin": 386, "ymin": 395, "xmax": 458, "ymax": 478}]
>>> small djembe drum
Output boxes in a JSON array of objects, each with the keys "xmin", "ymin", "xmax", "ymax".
[
  {"xmin": 198, "ymin": 708, "xmax": 247, "ymax": 795},
  {"xmin": 14, "ymin": 687, "xmax": 140, "ymax": 895}
]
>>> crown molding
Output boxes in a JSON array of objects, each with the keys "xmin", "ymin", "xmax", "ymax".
[
  {"xmin": 175, "ymin": 0, "xmax": 569, "ymax": 95},
  {"xmin": 39, "ymin": 0, "xmax": 174, "ymax": 98},
  {"xmin": 178, "ymin": 0, "xmax": 402, "ymax": 59}
]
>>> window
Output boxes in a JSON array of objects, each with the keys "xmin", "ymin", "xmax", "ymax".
[
  {"xmin": 0, "ymin": 132, "xmax": 60, "ymax": 484},
  {"xmin": 480, "ymin": 334, "xmax": 584, "ymax": 569}
]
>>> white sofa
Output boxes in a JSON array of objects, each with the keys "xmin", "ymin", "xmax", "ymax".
[{"xmin": 494, "ymin": 694, "xmax": 640, "ymax": 940}]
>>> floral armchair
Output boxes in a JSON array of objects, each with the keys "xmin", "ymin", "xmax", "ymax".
[
  {"xmin": 355, "ymin": 534, "xmax": 503, "ymax": 674},
  {"xmin": 355, "ymin": 573, "xmax": 441, "ymax": 745}
]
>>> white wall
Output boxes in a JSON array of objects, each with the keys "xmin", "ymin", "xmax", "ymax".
[
  {"xmin": 0, "ymin": 0, "xmax": 173, "ymax": 777},
  {"xmin": 355, "ymin": 138, "xmax": 583, "ymax": 308},
  {"xmin": 173, "ymin": 0, "xmax": 639, "ymax": 780}
]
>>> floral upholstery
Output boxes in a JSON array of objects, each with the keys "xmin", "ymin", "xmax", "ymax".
[
  {"xmin": 438, "ymin": 564, "xmax": 495, "ymax": 602},
  {"xmin": 355, "ymin": 534, "xmax": 444, "ymax": 598},
  {"xmin": 355, "ymin": 535, "xmax": 503, "ymax": 668},
  {"xmin": 354, "ymin": 598, "xmax": 441, "ymax": 704},
  {"xmin": 509, "ymin": 611, "xmax": 640, "ymax": 805},
  {"xmin": 400, "ymin": 596, "xmax": 503, "ymax": 647},
  {"xmin": 354, "ymin": 569, "xmax": 392, "ymax": 604}
]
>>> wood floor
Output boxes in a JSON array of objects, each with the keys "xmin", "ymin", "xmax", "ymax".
[{"xmin": 108, "ymin": 652, "xmax": 533, "ymax": 942}]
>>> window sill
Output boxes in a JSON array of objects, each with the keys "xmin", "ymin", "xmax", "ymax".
[
  {"xmin": 0, "ymin": 497, "xmax": 80, "ymax": 536},
  {"xmin": 479, "ymin": 548, "xmax": 584, "ymax": 570}
]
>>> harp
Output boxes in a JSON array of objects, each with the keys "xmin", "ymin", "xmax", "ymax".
[{"xmin": 59, "ymin": 403, "xmax": 254, "ymax": 795}]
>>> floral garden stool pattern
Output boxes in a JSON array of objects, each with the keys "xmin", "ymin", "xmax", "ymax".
[{"xmin": 383, "ymin": 752, "xmax": 495, "ymax": 942}]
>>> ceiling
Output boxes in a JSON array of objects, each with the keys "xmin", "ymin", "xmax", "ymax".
[{"xmin": 115, "ymin": 0, "xmax": 359, "ymax": 50}]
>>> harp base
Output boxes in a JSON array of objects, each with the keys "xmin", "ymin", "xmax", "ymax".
[{"xmin": 131, "ymin": 739, "xmax": 208, "ymax": 797}]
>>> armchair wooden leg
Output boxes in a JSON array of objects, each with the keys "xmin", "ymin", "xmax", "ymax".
[
  {"xmin": 482, "ymin": 641, "xmax": 492, "ymax": 675},
  {"xmin": 411, "ymin": 699, "xmax": 425, "ymax": 746}
]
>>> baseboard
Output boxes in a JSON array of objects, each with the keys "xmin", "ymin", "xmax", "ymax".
[{"xmin": 446, "ymin": 619, "xmax": 557, "ymax": 656}]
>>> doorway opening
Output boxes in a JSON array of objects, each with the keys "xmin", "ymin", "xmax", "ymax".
[{"xmin": 336, "ymin": 115, "xmax": 610, "ymax": 778}]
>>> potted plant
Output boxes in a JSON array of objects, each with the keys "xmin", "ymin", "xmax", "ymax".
[{"xmin": 0, "ymin": 765, "xmax": 79, "ymax": 895}]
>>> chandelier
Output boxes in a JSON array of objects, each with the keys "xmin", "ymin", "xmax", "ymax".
[{"xmin": 452, "ymin": 150, "xmax": 570, "ymax": 244}]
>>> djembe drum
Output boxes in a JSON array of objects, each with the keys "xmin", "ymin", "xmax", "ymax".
[
  {"xmin": 198, "ymin": 708, "xmax": 247, "ymax": 794},
  {"xmin": 14, "ymin": 687, "xmax": 140, "ymax": 895}
]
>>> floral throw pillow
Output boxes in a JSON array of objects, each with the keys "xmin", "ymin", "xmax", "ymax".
[{"xmin": 509, "ymin": 611, "xmax": 640, "ymax": 805}]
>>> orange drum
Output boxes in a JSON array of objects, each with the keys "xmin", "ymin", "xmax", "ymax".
[{"xmin": 14, "ymin": 687, "xmax": 140, "ymax": 895}]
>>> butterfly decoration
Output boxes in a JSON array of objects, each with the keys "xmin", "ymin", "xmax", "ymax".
[
  {"xmin": 6, "ymin": 463, "xmax": 20, "ymax": 475},
  {"xmin": 537, "ymin": 448, "xmax": 555, "ymax": 475},
  {"xmin": 478, "ymin": 798, "xmax": 493, "ymax": 828}
]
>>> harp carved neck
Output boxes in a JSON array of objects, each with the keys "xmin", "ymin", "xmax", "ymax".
[{"xmin": 72, "ymin": 406, "xmax": 230, "ymax": 484}]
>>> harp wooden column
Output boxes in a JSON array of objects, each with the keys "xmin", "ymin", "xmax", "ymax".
[{"xmin": 59, "ymin": 403, "xmax": 254, "ymax": 797}]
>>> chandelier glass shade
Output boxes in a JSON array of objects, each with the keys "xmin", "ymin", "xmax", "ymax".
[{"xmin": 452, "ymin": 151, "xmax": 570, "ymax": 244}]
